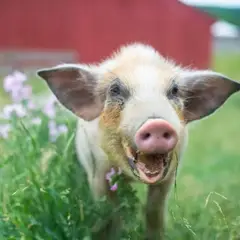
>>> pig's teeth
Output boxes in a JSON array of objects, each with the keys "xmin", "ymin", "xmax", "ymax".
[{"xmin": 145, "ymin": 170, "xmax": 160, "ymax": 175}]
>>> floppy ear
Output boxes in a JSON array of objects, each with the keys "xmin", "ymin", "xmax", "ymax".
[
  {"xmin": 37, "ymin": 64, "xmax": 104, "ymax": 121},
  {"xmin": 178, "ymin": 70, "xmax": 240, "ymax": 123}
]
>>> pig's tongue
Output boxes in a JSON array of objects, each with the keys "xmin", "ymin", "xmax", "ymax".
[
  {"xmin": 124, "ymin": 144, "xmax": 167, "ymax": 183},
  {"xmin": 135, "ymin": 153, "xmax": 165, "ymax": 184}
]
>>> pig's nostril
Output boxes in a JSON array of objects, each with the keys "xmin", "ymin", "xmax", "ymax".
[
  {"xmin": 163, "ymin": 132, "xmax": 170, "ymax": 139},
  {"xmin": 142, "ymin": 132, "xmax": 151, "ymax": 140}
]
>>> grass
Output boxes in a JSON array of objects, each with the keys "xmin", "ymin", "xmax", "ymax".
[
  {"xmin": 166, "ymin": 52, "xmax": 240, "ymax": 239},
  {"xmin": 1, "ymin": 51, "xmax": 240, "ymax": 239}
]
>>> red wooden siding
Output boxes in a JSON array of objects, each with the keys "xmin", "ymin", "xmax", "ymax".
[{"xmin": 0, "ymin": 0, "xmax": 213, "ymax": 68}]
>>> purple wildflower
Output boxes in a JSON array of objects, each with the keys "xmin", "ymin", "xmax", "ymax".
[
  {"xmin": 3, "ymin": 71, "xmax": 26, "ymax": 93},
  {"xmin": 43, "ymin": 96, "xmax": 57, "ymax": 118},
  {"xmin": 27, "ymin": 100, "xmax": 36, "ymax": 110},
  {"xmin": 3, "ymin": 75, "xmax": 17, "ymax": 92},
  {"xmin": 20, "ymin": 85, "xmax": 32, "ymax": 99},
  {"xmin": 0, "ymin": 124, "xmax": 11, "ymax": 139},
  {"xmin": 106, "ymin": 168, "xmax": 116, "ymax": 181},
  {"xmin": 48, "ymin": 120, "xmax": 58, "ymax": 141},
  {"xmin": 43, "ymin": 104, "xmax": 55, "ymax": 118},
  {"xmin": 3, "ymin": 104, "xmax": 27, "ymax": 119},
  {"xmin": 105, "ymin": 167, "xmax": 122, "ymax": 192},
  {"xmin": 3, "ymin": 71, "xmax": 29, "ymax": 103},
  {"xmin": 12, "ymin": 71, "xmax": 27, "ymax": 83},
  {"xmin": 58, "ymin": 124, "xmax": 68, "ymax": 134},
  {"xmin": 10, "ymin": 85, "xmax": 32, "ymax": 102},
  {"xmin": 110, "ymin": 183, "xmax": 118, "ymax": 191},
  {"xmin": 48, "ymin": 120, "xmax": 68, "ymax": 142}
]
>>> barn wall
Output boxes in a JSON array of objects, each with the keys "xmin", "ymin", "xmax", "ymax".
[{"xmin": 0, "ymin": 0, "xmax": 213, "ymax": 68}]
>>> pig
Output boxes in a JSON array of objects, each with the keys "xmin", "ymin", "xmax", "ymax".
[{"xmin": 37, "ymin": 43, "xmax": 240, "ymax": 239}]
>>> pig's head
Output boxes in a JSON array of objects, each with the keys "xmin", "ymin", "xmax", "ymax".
[{"xmin": 37, "ymin": 43, "xmax": 240, "ymax": 185}]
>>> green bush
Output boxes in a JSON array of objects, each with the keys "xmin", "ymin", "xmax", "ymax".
[{"xmin": 0, "ymin": 72, "xmax": 144, "ymax": 239}]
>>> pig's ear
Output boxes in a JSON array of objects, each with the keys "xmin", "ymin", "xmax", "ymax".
[
  {"xmin": 37, "ymin": 64, "xmax": 104, "ymax": 121},
  {"xmin": 179, "ymin": 70, "xmax": 240, "ymax": 123}
]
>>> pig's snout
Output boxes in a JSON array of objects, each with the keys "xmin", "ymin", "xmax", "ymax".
[{"xmin": 135, "ymin": 119, "xmax": 178, "ymax": 154}]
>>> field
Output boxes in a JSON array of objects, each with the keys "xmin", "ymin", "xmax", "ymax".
[{"xmin": 0, "ymin": 52, "xmax": 240, "ymax": 240}]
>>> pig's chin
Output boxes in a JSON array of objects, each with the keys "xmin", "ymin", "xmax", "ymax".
[{"xmin": 124, "ymin": 146, "xmax": 170, "ymax": 184}]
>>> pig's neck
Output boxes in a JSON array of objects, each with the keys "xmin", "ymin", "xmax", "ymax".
[{"xmin": 75, "ymin": 118, "xmax": 111, "ymax": 181}]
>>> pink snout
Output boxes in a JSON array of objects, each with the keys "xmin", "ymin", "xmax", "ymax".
[{"xmin": 135, "ymin": 119, "xmax": 178, "ymax": 154}]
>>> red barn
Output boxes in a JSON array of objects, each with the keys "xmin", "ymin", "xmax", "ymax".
[{"xmin": 0, "ymin": 0, "xmax": 214, "ymax": 71}]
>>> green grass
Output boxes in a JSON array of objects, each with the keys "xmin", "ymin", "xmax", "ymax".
[
  {"xmin": 1, "ymin": 52, "xmax": 240, "ymax": 239},
  {"xmin": 165, "ymin": 52, "xmax": 240, "ymax": 239}
]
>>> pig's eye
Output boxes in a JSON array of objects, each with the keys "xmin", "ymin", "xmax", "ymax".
[
  {"xmin": 168, "ymin": 83, "xmax": 179, "ymax": 99},
  {"xmin": 171, "ymin": 84, "xmax": 178, "ymax": 95},
  {"xmin": 110, "ymin": 83, "xmax": 121, "ymax": 97},
  {"xmin": 108, "ymin": 79, "xmax": 130, "ymax": 106}
]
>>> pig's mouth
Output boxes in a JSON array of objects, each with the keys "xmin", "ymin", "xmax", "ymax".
[{"xmin": 124, "ymin": 145, "xmax": 171, "ymax": 184}]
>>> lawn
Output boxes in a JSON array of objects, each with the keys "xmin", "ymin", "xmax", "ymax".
[{"xmin": 0, "ymin": 51, "xmax": 240, "ymax": 239}]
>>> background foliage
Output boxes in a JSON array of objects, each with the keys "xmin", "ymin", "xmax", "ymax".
[{"xmin": 0, "ymin": 52, "xmax": 240, "ymax": 239}]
